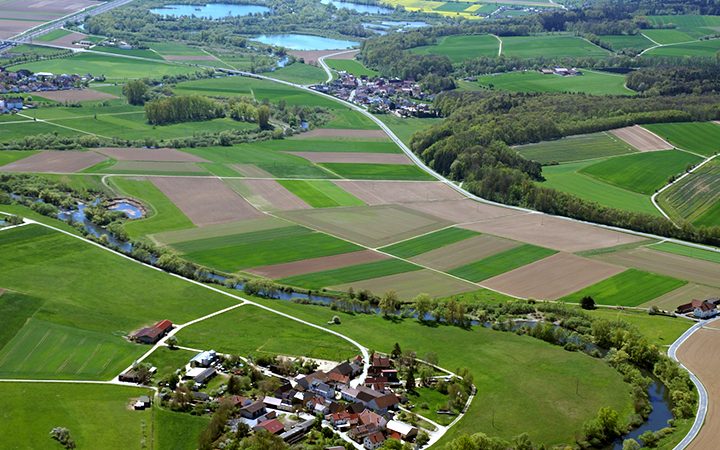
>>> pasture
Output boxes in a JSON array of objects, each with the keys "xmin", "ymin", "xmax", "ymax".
[
  {"xmin": 477, "ymin": 70, "xmax": 634, "ymax": 96},
  {"xmin": 657, "ymin": 159, "xmax": 720, "ymax": 227},
  {"xmin": 380, "ymin": 227, "xmax": 480, "ymax": 258},
  {"xmin": 646, "ymin": 15, "xmax": 720, "ymax": 39},
  {"xmin": 270, "ymin": 63, "xmax": 328, "ymax": 85},
  {"xmin": 410, "ymin": 34, "xmax": 499, "ymax": 62},
  {"xmin": 0, "ymin": 383, "xmax": 154, "ymax": 450},
  {"xmin": 448, "ymin": 244, "xmax": 556, "ymax": 282},
  {"xmin": 376, "ymin": 115, "xmax": 442, "ymax": 146},
  {"xmin": 560, "ymin": 269, "xmax": 687, "ymax": 307},
  {"xmin": 0, "ymin": 150, "xmax": 35, "ymax": 166},
  {"xmin": 330, "ymin": 269, "xmax": 477, "ymax": 299},
  {"xmin": 641, "ymin": 29, "xmax": 696, "ymax": 45},
  {"xmin": 516, "ymin": 132, "xmax": 636, "ymax": 164},
  {"xmin": 579, "ymin": 150, "xmax": 702, "ymax": 195},
  {"xmin": 280, "ymin": 259, "xmax": 422, "ymax": 289},
  {"xmin": 277, "ymin": 180, "xmax": 365, "ymax": 208},
  {"xmin": 599, "ymin": 34, "xmax": 654, "ymax": 51},
  {"xmin": 319, "ymin": 162, "xmax": 435, "ymax": 180},
  {"xmin": 155, "ymin": 408, "xmax": 211, "ymax": 450},
  {"xmin": 584, "ymin": 308, "xmax": 691, "ymax": 345},
  {"xmin": 644, "ymin": 38, "xmax": 720, "ymax": 57},
  {"xmin": 643, "ymin": 122, "xmax": 720, "ymax": 156},
  {"xmin": 501, "ymin": 35, "xmax": 610, "ymax": 58},
  {"xmin": 326, "ymin": 59, "xmax": 379, "ymax": 77},
  {"xmin": 650, "ymin": 242, "xmax": 720, "ymax": 265}
]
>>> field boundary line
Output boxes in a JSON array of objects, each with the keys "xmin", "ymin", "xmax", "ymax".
[
  {"xmin": 16, "ymin": 113, "xmax": 112, "ymax": 140},
  {"xmin": 651, "ymin": 154, "xmax": 718, "ymax": 225},
  {"xmin": 490, "ymin": 34, "xmax": 503, "ymax": 56}
]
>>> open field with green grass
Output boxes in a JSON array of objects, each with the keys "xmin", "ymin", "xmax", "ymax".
[
  {"xmin": 657, "ymin": 159, "xmax": 720, "ymax": 227},
  {"xmin": 580, "ymin": 150, "xmax": 702, "ymax": 195},
  {"xmin": 35, "ymin": 28, "xmax": 72, "ymax": 42},
  {"xmin": 171, "ymin": 225, "xmax": 361, "ymax": 272},
  {"xmin": 176, "ymin": 304, "xmax": 357, "ymax": 361},
  {"xmin": 154, "ymin": 408, "xmax": 211, "ymax": 450},
  {"xmin": 277, "ymin": 180, "xmax": 365, "ymax": 208},
  {"xmin": 542, "ymin": 160, "xmax": 661, "ymax": 216},
  {"xmin": 0, "ymin": 224, "xmax": 238, "ymax": 379},
  {"xmin": 0, "ymin": 383, "xmax": 154, "ymax": 449},
  {"xmin": 92, "ymin": 46, "xmax": 165, "ymax": 60},
  {"xmin": 517, "ymin": 132, "xmax": 636, "ymax": 164},
  {"xmin": 281, "ymin": 138, "xmax": 399, "ymax": 153},
  {"xmin": 279, "ymin": 259, "xmax": 422, "ymax": 289},
  {"xmin": 643, "ymin": 122, "xmax": 720, "ymax": 157},
  {"xmin": 375, "ymin": 115, "xmax": 442, "ymax": 146},
  {"xmin": 0, "ymin": 120, "xmax": 78, "ymax": 142},
  {"xmin": 246, "ymin": 296, "xmax": 634, "ymax": 446},
  {"xmin": 144, "ymin": 347, "xmax": 196, "ymax": 384},
  {"xmin": 0, "ymin": 150, "xmax": 36, "ymax": 166},
  {"xmin": 149, "ymin": 41, "xmax": 208, "ymax": 56},
  {"xmin": 410, "ymin": 34, "xmax": 499, "ymax": 62},
  {"xmin": 270, "ymin": 62, "xmax": 328, "ymax": 84},
  {"xmin": 320, "ymin": 162, "xmax": 435, "ymax": 180},
  {"xmin": 644, "ymin": 38, "xmax": 720, "ymax": 57},
  {"xmin": 407, "ymin": 387, "xmax": 454, "ymax": 426},
  {"xmin": 584, "ymin": 308, "xmax": 692, "ymax": 346},
  {"xmin": 647, "ymin": 15, "xmax": 720, "ymax": 39},
  {"xmin": 326, "ymin": 59, "xmax": 379, "ymax": 77},
  {"xmin": 599, "ymin": 34, "xmax": 654, "ymax": 51},
  {"xmin": 449, "ymin": 244, "xmax": 556, "ymax": 282},
  {"xmin": 109, "ymin": 177, "xmax": 195, "ymax": 238},
  {"xmin": 560, "ymin": 269, "xmax": 687, "ymax": 307},
  {"xmin": 477, "ymin": 70, "xmax": 634, "ymax": 95},
  {"xmin": 380, "ymin": 227, "xmax": 479, "ymax": 258},
  {"xmin": 15, "ymin": 53, "xmax": 197, "ymax": 81},
  {"xmin": 650, "ymin": 242, "xmax": 720, "ymax": 264},
  {"xmin": 501, "ymin": 35, "xmax": 610, "ymax": 58},
  {"xmin": 641, "ymin": 29, "xmax": 696, "ymax": 45}
]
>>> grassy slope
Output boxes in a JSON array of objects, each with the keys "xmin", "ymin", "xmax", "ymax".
[
  {"xmin": 277, "ymin": 180, "xmax": 365, "ymax": 208},
  {"xmin": 270, "ymin": 63, "xmax": 328, "ymax": 85},
  {"xmin": 380, "ymin": 227, "xmax": 480, "ymax": 258},
  {"xmin": 643, "ymin": 122, "xmax": 720, "ymax": 157},
  {"xmin": 518, "ymin": 132, "xmax": 636, "ymax": 164},
  {"xmin": 501, "ymin": 35, "xmax": 610, "ymax": 58},
  {"xmin": 411, "ymin": 34, "xmax": 499, "ymax": 63},
  {"xmin": 657, "ymin": 159, "xmax": 720, "ymax": 226},
  {"xmin": 449, "ymin": 244, "xmax": 557, "ymax": 282},
  {"xmin": 375, "ymin": 115, "xmax": 442, "ymax": 146},
  {"xmin": 279, "ymin": 259, "xmax": 422, "ymax": 289},
  {"xmin": 599, "ymin": 34, "xmax": 654, "ymax": 51},
  {"xmin": 477, "ymin": 70, "xmax": 634, "ymax": 96},
  {"xmin": 326, "ymin": 59, "xmax": 379, "ymax": 77},
  {"xmin": 644, "ymin": 39, "xmax": 720, "ymax": 57}
]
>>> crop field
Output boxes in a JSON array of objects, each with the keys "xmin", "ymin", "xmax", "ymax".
[
  {"xmin": 517, "ymin": 132, "xmax": 637, "ymax": 164},
  {"xmin": 277, "ymin": 180, "xmax": 365, "ymax": 208},
  {"xmin": 599, "ymin": 34, "xmax": 654, "ymax": 51},
  {"xmin": 334, "ymin": 180, "xmax": 463, "ymax": 205},
  {"xmin": 0, "ymin": 120, "xmax": 78, "ymax": 142},
  {"xmin": 97, "ymin": 161, "xmax": 209, "ymax": 176},
  {"xmin": 657, "ymin": 160, "xmax": 720, "ymax": 226},
  {"xmin": 0, "ymin": 224, "xmax": 238, "ymax": 379},
  {"xmin": 647, "ymin": 15, "xmax": 720, "ymax": 39},
  {"xmin": 643, "ymin": 122, "xmax": 720, "ymax": 156},
  {"xmin": 326, "ymin": 59, "xmax": 379, "ymax": 77},
  {"xmin": 280, "ymin": 258, "xmax": 422, "ymax": 289},
  {"xmin": 641, "ymin": 283, "xmax": 720, "ymax": 312},
  {"xmin": 92, "ymin": 46, "xmax": 165, "ymax": 60},
  {"xmin": 155, "ymin": 408, "xmax": 211, "ymax": 450},
  {"xmin": 290, "ymin": 151, "xmax": 410, "ymax": 165},
  {"xmin": 376, "ymin": 115, "xmax": 442, "ymax": 146},
  {"xmin": 410, "ymin": 234, "xmax": 518, "ymax": 271},
  {"xmin": 0, "ymin": 150, "xmax": 35, "ymax": 166},
  {"xmin": 380, "ymin": 227, "xmax": 480, "ymax": 258},
  {"xmin": 644, "ymin": 38, "xmax": 720, "ymax": 57},
  {"xmin": 501, "ymin": 35, "xmax": 610, "ymax": 58},
  {"xmin": 477, "ymin": 70, "xmax": 634, "ymax": 95},
  {"xmin": 264, "ymin": 138, "xmax": 399, "ymax": 153},
  {"xmin": 410, "ymin": 34, "xmax": 499, "ymax": 62},
  {"xmin": 560, "ymin": 269, "xmax": 687, "ymax": 307},
  {"xmin": 151, "ymin": 216, "xmax": 288, "ymax": 245},
  {"xmin": 175, "ymin": 304, "xmax": 357, "ymax": 361},
  {"xmin": 542, "ymin": 160, "xmax": 661, "ymax": 216},
  {"xmin": 35, "ymin": 28, "xmax": 72, "ymax": 42},
  {"xmin": 641, "ymin": 29, "xmax": 696, "ymax": 45},
  {"xmin": 448, "ymin": 244, "xmax": 557, "ymax": 282},
  {"xmin": 0, "ymin": 383, "xmax": 154, "ymax": 449},
  {"xmin": 171, "ymin": 225, "xmax": 361, "ymax": 272},
  {"xmin": 109, "ymin": 177, "xmax": 195, "ymax": 238},
  {"xmin": 248, "ymin": 250, "xmax": 388, "ymax": 279},
  {"xmin": 319, "ymin": 162, "xmax": 435, "ymax": 180},
  {"xmin": 330, "ymin": 268, "xmax": 477, "ymax": 299},
  {"xmin": 233, "ymin": 179, "xmax": 311, "ymax": 211},
  {"xmin": 579, "ymin": 150, "xmax": 702, "ymax": 195},
  {"xmin": 1, "ymin": 150, "xmax": 108, "ymax": 173},
  {"xmin": 650, "ymin": 242, "xmax": 720, "ymax": 264},
  {"xmin": 270, "ymin": 62, "xmax": 328, "ymax": 84}
]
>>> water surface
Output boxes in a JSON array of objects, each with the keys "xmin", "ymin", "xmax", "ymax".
[
  {"xmin": 252, "ymin": 33, "xmax": 359, "ymax": 50},
  {"xmin": 150, "ymin": 3, "xmax": 271, "ymax": 18},
  {"xmin": 321, "ymin": 0, "xmax": 394, "ymax": 14}
]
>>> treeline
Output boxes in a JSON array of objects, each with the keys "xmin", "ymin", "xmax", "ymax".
[
  {"xmin": 627, "ymin": 64, "xmax": 720, "ymax": 95},
  {"xmin": 411, "ymin": 91, "xmax": 720, "ymax": 246},
  {"xmin": 144, "ymin": 95, "xmax": 225, "ymax": 125}
]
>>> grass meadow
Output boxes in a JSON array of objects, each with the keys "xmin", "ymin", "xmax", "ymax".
[
  {"xmin": 560, "ymin": 269, "xmax": 687, "ymax": 307},
  {"xmin": 517, "ymin": 132, "xmax": 636, "ymax": 164},
  {"xmin": 449, "ymin": 244, "xmax": 557, "ymax": 282},
  {"xmin": 410, "ymin": 34, "xmax": 500, "ymax": 62},
  {"xmin": 477, "ymin": 70, "xmax": 634, "ymax": 96},
  {"xmin": 501, "ymin": 35, "xmax": 610, "ymax": 58},
  {"xmin": 270, "ymin": 63, "xmax": 328, "ymax": 85},
  {"xmin": 650, "ymin": 242, "xmax": 720, "ymax": 264},
  {"xmin": 599, "ymin": 34, "xmax": 654, "ymax": 51},
  {"xmin": 644, "ymin": 38, "xmax": 720, "ymax": 57},
  {"xmin": 277, "ymin": 180, "xmax": 365, "ymax": 208},
  {"xmin": 376, "ymin": 115, "xmax": 443, "ymax": 146},
  {"xmin": 0, "ymin": 150, "xmax": 36, "ymax": 166},
  {"xmin": 657, "ymin": 159, "xmax": 720, "ymax": 227},
  {"xmin": 643, "ymin": 122, "xmax": 720, "ymax": 156},
  {"xmin": 279, "ymin": 259, "xmax": 422, "ymax": 289},
  {"xmin": 380, "ymin": 227, "xmax": 480, "ymax": 258},
  {"xmin": 326, "ymin": 59, "xmax": 379, "ymax": 77}
]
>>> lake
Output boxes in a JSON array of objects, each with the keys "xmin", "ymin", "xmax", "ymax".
[
  {"xmin": 252, "ymin": 34, "xmax": 359, "ymax": 50},
  {"xmin": 321, "ymin": 0, "xmax": 394, "ymax": 14},
  {"xmin": 150, "ymin": 3, "xmax": 271, "ymax": 19}
]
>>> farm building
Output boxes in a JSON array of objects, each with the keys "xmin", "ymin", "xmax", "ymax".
[
  {"xmin": 386, "ymin": 420, "xmax": 418, "ymax": 441},
  {"xmin": 254, "ymin": 418, "xmax": 285, "ymax": 435},
  {"xmin": 130, "ymin": 320, "xmax": 173, "ymax": 344},
  {"xmin": 133, "ymin": 395, "xmax": 152, "ymax": 410},
  {"xmin": 190, "ymin": 349, "xmax": 217, "ymax": 368},
  {"xmin": 363, "ymin": 431, "xmax": 386, "ymax": 450},
  {"xmin": 184, "ymin": 366, "xmax": 216, "ymax": 385},
  {"xmin": 676, "ymin": 298, "xmax": 720, "ymax": 319}
]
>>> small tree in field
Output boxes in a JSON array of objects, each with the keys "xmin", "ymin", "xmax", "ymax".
[
  {"xmin": 166, "ymin": 336, "xmax": 178, "ymax": 349},
  {"xmin": 50, "ymin": 427, "xmax": 75, "ymax": 449},
  {"xmin": 581, "ymin": 296, "xmax": 596, "ymax": 310}
]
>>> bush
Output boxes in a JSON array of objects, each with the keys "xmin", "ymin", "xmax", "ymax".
[{"xmin": 581, "ymin": 296, "xmax": 596, "ymax": 310}]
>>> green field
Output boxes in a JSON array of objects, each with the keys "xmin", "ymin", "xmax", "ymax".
[
  {"xmin": 144, "ymin": 347, "xmax": 196, "ymax": 384},
  {"xmin": 277, "ymin": 180, "xmax": 365, "ymax": 208},
  {"xmin": 517, "ymin": 132, "xmax": 637, "ymax": 164},
  {"xmin": 279, "ymin": 259, "xmax": 422, "ymax": 289},
  {"xmin": 411, "ymin": 34, "xmax": 500, "ymax": 63},
  {"xmin": 644, "ymin": 38, "xmax": 720, "ymax": 57},
  {"xmin": 501, "ymin": 35, "xmax": 610, "ymax": 58},
  {"xmin": 477, "ymin": 70, "xmax": 634, "ymax": 95},
  {"xmin": 109, "ymin": 177, "xmax": 195, "ymax": 238},
  {"xmin": 155, "ymin": 408, "xmax": 211, "ymax": 450},
  {"xmin": 15, "ymin": 53, "xmax": 196, "ymax": 81},
  {"xmin": 270, "ymin": 62, "xmax": 328, "ymax": 84},
  {"xmin": 598, "ymin": 34, "xmax": 654, "ymax": 51},
  {"xmin": 646, "ymin": 15, "xmax": 720, "ymax": 40},
  {"xmin": 92, "ymin": 46, "xmax": 165, "ymax": 60},
  {"xmin": 584, "ymin": 308, "xmax": 692, "ymax": 346},
  {"xmin": 641, "ymin": 29, "xmax": 696, "ymax": 45},
  {"xmin": 0, "ymin": 150, "xmax": 36, "ymax": 166},
  {"xmin": 449, "ymin": 244, "xmax": 557, "ymax": 282},
  {"xmin": 657, "ymin": 159, "xmax": 720, "ymax": 226},
  {"xmin": 580, "ymin": 150, "xmax": 702, "ymax": 195},
  {"xmin": 149, "ymin": 41, "xmax": 209, "ymax": 56},
  {"xmin": 175, "ymin": 304, "xmax": 357, "ymax": 361},
  {"xmin": 650, "ymin": 242, "xmax": 720, "ymax": 264},
  {"xmin": 0, "ymin": 224, "xmax": 237, "ymax": 379},
  {"xmin": 376, "ymin": 115, "xmax": 442, "ymax": 146},
  {"xmin": 0, "ymin": 383, "xmax": 154, "ymax": 449},
  {"xmin": 561, "ymin": 269, "xmax": 687, "ymax": 307},
  {"xmin": 320, "ymin": 162, "xmax": 435, "ymax": 180},
  {"xmin": 542, "ymin": 160, "xmax": 661, "ymax": 216},
  {"xmin": 380, "ymin": 227, "xmax": 480, "ymax": 258},
  {"xmin": 643, "ymin": 122, "xmax": 720, "ymax": 157},
  {"xmin": 36, "ymin": 28, "xmax": 72, "ymax": 42},
  {"xmin": 280, "ymin": 138, "xmax": 398, "ymax": 153},
  {"xmin": 171, "ymin": 225, "xmax": 361, "ymax": 272},
  {"xmin": 326, "ymin": 59, "xmax": 380, "ymax": 77}
]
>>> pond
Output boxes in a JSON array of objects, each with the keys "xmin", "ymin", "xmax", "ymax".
[
  {"xmin": 150, "ymin": 3, "xmax": 271, "ymax": 18},
  {"xmin": 381, "ymin": 20, "xmax": 427, "ymax": 29},
  {"xmin": 321, "ymin": 0, "xmax": 395, "ymax": 14},
  {"xmin": 108, "ymin": 201, "xmax": 144, "ymax": 220},
  {"xmin": 252, "ymin": 34, "xmax": 359, "ymax": 50},
  {"xmin": 57, "ymin": 202, "xmax": 134, "ymax": 254}
]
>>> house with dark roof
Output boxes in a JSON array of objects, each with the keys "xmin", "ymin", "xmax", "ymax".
[
  {"xmin": 677, "ymin": 299, "xmax": 719, "ymax": 319},
  {"xmin": 254, "ymin": 418, "xmax": 285, "ymax": 435},
  {"xmin": 368, "ymin": 393, "xmax": 399, "ymax": 414},
  {"xmin": 240, "ymin": 401, "xmax": 267, "ymax": 419},
  {"xmin": 131, "ymin": 320, "xmax": 173, "ymax": 344}
]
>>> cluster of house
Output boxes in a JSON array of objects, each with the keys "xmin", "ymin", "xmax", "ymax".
[
  {"xmin": 539, "ymin": 67, "xmax": 583, "ymax": 76},
  {"xmin": 0, "ymin": 97, "xmax": 23, "ymax": 114},
  {"xmin": 676, "ymin": 298, "xmax": 720, "ymax": 319},
  {"xmin": 0, "ymin": 68, "xmax": 89, "ymax": 102},
  {"xmin": 312, "ymin": 73, "xmax": 435, "ymax": 118}
]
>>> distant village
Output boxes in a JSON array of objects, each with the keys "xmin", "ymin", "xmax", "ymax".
[
  {"xmin": 312, "ymin": 73, "xmax": 436, "ymax": 118},
  {"xmin": 119, "ymin": 320, "xmax": 466, "ymax": 449},
  {"xmin": 0, "ymin": 68, "xmax": 90, "ymax": 113}
]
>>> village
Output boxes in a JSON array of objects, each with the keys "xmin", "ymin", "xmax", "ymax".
[
  {"xmin": 117, "ymin": 320, "xmax": 470, "ymax": 449},
  {"xmin": 311, "ymin": 73, "xmax": 436, "ymax": 118},
  {"xmin": 0, "ymin": 68, "xmax": 90, "ymax": 99}
]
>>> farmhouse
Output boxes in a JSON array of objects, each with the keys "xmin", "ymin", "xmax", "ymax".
[
  {"xmin": 184, "ymin": 366, "xmax": 217, "ymax": 385},
  {"xmin": 676, "ymin": 298, "xmax": 720, "ymax": 319},
  {"xmin": 254, "ymin": 418, "xmax": 285, "ymax": 435},
  {"xmin": 386, "ymin": 420, "xmax": 418, "ymax": 440},
  {"xmin": 130, "ymin": 320, "xmax": 173, "ymax": 344},
  {"xmin": 363, "ymin": 431, "xmax": 385, "ymax": 450},
  {"xmin": 240, "ymin": 400, "xmax": 267, "ymax": 419},
  {"xmin": 133, "ymin": 395, "xmax": 152, "ymax": 410}
]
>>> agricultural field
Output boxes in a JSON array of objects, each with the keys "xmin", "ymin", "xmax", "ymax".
[
  {"xmin": 279, "ymin": 258, "xmax": 422, "ymax": 289},
  {"xmin": 325, "ymin": 59, "xmax": 379, "ymax": 77},
  {"xmin": 598, "ymin": 33, "xmax": 654, "ymax": 51},
  {"xmin": 646, "ymin": 15, "xmax": 720, "ymax": 40},
  {"xmin": 643, "ymin": 122, "xmax": 720, "ymax": 157},
  {"xmin": 477, "ymin": 70, "xmax": 634, "ymax": 96},
  {"xmin": 650, "ymin": 242, "xmax": 720, "ymax": 265},
  {"xmin": 643, "ymin": 38, "xmax": 720, "ymax": 57},
  {"xmin": 92, "ymin": 45, "xmax": 166, "ymax": 60},
  {"xmin": 448, "ymin": 244, "xmax": 556, "ymax": 282},
  {"xmin": 501, "ymin": 35, "xmax": 610, "ymax": 58},
  {"xmin": 579, "ymin": 150, "xmax": 702, "ymax": 195},
  {"xmin": 269, "ymin": 62, "xmax": 328, "ymax": 84},
  {"xmin": 657, "ymin": 159, "xmax": 720, "ymax": 227},
  {"xmin": 277, "ymin": 180, "xmax": 365, "ymax": 208},
  {"xmin": 376, "ymin": 115, "xmax": 442, "ymax": 146},
  {"xmin": 319, "ymin": 162, "xmax": 435, "ymax": 180},
  {"xmin": 517, "ymin": 132, "xmax": 637, "ymax": 164},
  {"xmin": 380, "ymin": 227, "xmax": 480, "ymax": 258},
  {"xmin": 0, "ymin": 150, "xmax": 36, "ymax": 167},
  {"xmin": 35, "ymin": 28, "xmax": 72, "ymax": 42},
  {"xmin": 410, "ymin": 34, "xmax": 500, "ymax": 62},
  {"xmin": 560, "ymin": 269, "xmax": 687, "ymax": 307}
]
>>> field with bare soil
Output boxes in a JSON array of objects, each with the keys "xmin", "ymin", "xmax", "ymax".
[
  {"xmin": 289, "ymin": 152, "xmax": 411, "ymax": 164},
  {"xmin": 610, "ymin": 126, "xmax": 672, "ymax": 151},
  {"xmin": 93, "ymin": 147, "xmax": 207, "ymax": 162},
  {"xmin": 333, "ymin": 181, "xmax": 463, "ymax": 205},
  {"xmin": 329, "ymin": 269, "xmax": 477, "ymax": 299},
  {"xmin": 231, "ymin": 179, "xmax": 310, "ymax": 211},
  {"xmin": 411, "ymin": 234, "xmax": 520, "ymax": 271},
  {"xmin": 248, "ymin": 250, "xmax": 389, "ymax": 279}
]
